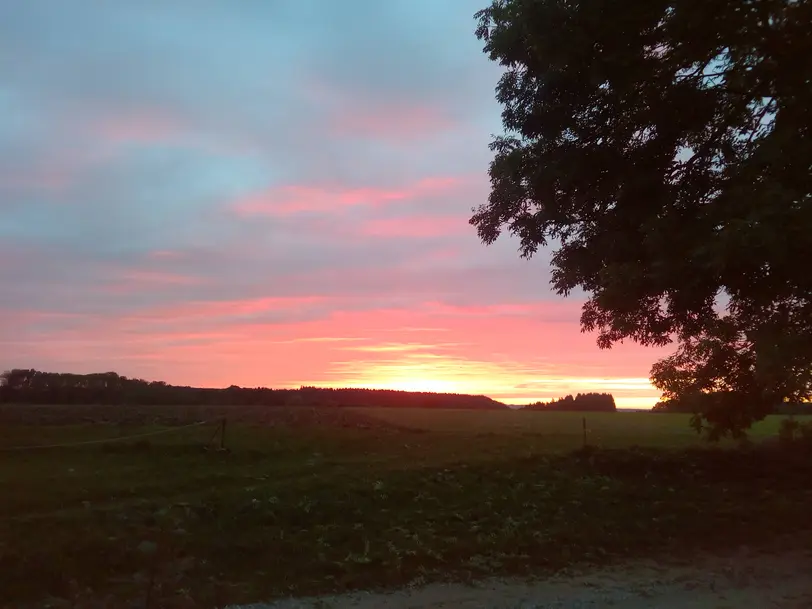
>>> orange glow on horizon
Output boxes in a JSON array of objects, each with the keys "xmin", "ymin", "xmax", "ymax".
[
  {"xmin": 293, "ymin": 350, "xmax": 661, "ymax": 409},
  {"xmin": 5, "ymin": 291, "xmax": 670, "ymax": 410},
  {"xmin": 352, "ymin": 377, "xmax": 463, "ymax": 395}
]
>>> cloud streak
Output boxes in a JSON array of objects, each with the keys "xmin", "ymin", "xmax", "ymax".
[{"xmin": 232, "ymin": 177, "xmax": 462, "ymax": 217}]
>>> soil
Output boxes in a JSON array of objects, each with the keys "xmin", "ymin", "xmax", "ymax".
[{"xmin": 229, "ymin": 545, "xmax": 812, "ymax": 609}]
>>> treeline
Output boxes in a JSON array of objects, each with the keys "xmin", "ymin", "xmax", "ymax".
[
  {"xmin": 653, "ymin": 396, "xmax": 812, "ymax": 416},
  {"xmin": 522, "ymin": 392, "xmax": 616, "ymax": 412},
  {"xmin": 0, "ymin": 369, "xmax": 507, "ymax": 410}
]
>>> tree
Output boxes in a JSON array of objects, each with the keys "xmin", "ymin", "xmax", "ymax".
[
  {"xmin": 524, "ymin": 392, "xmax": 617, "ymax": 412},
  {"xmin": 472, "ymin": 0, "xmax": 812, "ymax": 437}
]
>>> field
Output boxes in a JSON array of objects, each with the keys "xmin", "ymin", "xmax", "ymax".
[{"xmin": 1, "ymin": 404, "xmax": 810, "ymax": 608}]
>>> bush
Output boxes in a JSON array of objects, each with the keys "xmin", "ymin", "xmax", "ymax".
[{"xmin": 778, "ymin": 418, "xmax": 812, "ymax": 448}]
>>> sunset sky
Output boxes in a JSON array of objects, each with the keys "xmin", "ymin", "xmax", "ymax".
[{"xmin": 0, "ymin": 1, "xmax": 671, "ymax": 408}]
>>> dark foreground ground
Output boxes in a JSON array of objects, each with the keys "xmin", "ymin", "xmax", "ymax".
[
  {"xmin": 0, "ymin": 404, "xmax": 810, "ymax": 608},
  {"xmin": 228, "ymin": 544, "xmax": 812, "ymax": 608}
]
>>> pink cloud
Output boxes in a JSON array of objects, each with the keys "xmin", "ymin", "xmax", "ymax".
[
  {"xmin": 419, "ymin": 301, "xmax": 574, "ymax": 318},
  {"xmin": 0, "ymin": 146, "xmax": 113, "ymax": 195},
  {"xmin": 358, "ymin": 215, "xmax": 467, "ymax": 238},
  {"xmin": 0, "ymin": 309, "xmax": 85, "ymax": 328},
  {"xmin": 132, "ymin": 295, "xmax": 328, "ymax": 322},
  {"xmin": 0, "ymin": 168, "xmax": 74, "ymax": 194},
  {"xmin": 232, "ymin": 176, "xmax": 463, "ymax": 217},
  {"xmin": 425, "ymin": 246, "xmax": 461, "ymax": 261},
  {"xmin": 100, "ymin": 270, "xmax": 207, "ymax": 294},
  {"xmin": 299, "ymin": 75, "xmax": 457, "ymax": 142},
  {"xmin": 1, "ymin": 109, "xmax": 185, "ymax": 197},
  {"xmin": 331, "ymin": 103, "xmax": 455, "ymax": 140},
  {"xmin": 92, "ymin": 110, "xmax": 181, "ymax": 144},
  {"xmin": 146, "ymin": 250, "xmax": 184, "ymax": 260},
  {"xmin": 120, "ymin": 271, "xmax": 203, "ymax": 285}
]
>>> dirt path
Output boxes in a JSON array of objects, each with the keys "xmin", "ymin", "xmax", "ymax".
[{"xmin": 229, "ymin": 546, "xmax": 812, "ymax": 608}]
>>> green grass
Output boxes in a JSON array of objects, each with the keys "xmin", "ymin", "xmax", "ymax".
[
  {"xmin": 0, "ymin": 407, "xmax": 810, "ymax": 608},
  {"xmin": 353, "ymin": 407, "xmax": 789, "ymax": 441}
]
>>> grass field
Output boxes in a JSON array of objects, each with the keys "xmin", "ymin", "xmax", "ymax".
[{"xmin": 1, "ymin": 404, "xmax": 810, "ymax": 608}]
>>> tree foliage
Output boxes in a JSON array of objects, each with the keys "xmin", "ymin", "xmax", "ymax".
[
  {"xmin": 472, "ymin": 0, "xmax": 812, "ymax": 437},
  {"xmin": 524, "ymin": 392, "xmax": 617, "ymax": 411}
]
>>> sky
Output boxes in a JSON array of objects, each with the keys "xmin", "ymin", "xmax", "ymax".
[{"xmin": 0, "ymin": 0, "xmax": 671, "ymax": 408}]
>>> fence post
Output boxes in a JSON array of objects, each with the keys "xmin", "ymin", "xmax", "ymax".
[{"xmin": 582, "ymin": 416, "xmax": 587, "ymax": 449}]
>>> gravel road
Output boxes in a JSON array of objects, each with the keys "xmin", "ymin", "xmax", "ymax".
[{"xmin": 227, "ymin": 545, "xmax": 812, "ymax": 609}]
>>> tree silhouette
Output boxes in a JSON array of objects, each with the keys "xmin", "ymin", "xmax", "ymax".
[
  {"xmin": 0, "ymin": 369, "xmax": 509, "ymax": 410},
  {"xmin": 524, "ymin": 392, "xmax": 616, "ymax": 412},
  {"xmin": 472, "ymin": 0, "xmax": 812, "ymax": 437}
]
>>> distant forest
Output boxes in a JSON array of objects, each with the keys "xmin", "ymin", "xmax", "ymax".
[
  {"xmin": 0, "ymin": 369, "xmax": 507, "ymax": 410},
  {"xmin": 522, "ymin": 392, "xmax": 616, "ymax": 412}
]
